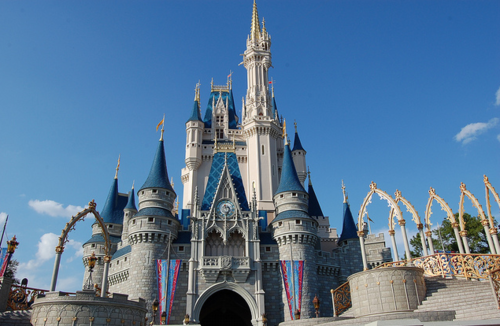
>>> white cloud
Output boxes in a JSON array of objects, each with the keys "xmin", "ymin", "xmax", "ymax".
[
  {"xmin": 28, "ymin": 200, "xmax": 83, "ymax": 218},
  {"xmin": 18, "ymin": 233, "xmax": 59, "ymax": 272},
  {"xmin": 496, "ymin": 86, "xmax": 500, "ymax": 106},
  {"xmin": 454, "ymin": 117, "xmax": 499, "ymax": 144},
  {"xmin": 65, "ymin": 239, "xmax": 83, "ymax": 263},
  {"xmin": 0, "ymin": 212, "xmax": 7, "ymax": 226},
  {"xmin": 497, "ymin": 134, "xmax": 500, "ymax": 143}
]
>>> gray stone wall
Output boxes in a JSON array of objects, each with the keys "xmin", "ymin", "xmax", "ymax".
[
  {"xmin": 31, "ymin": 291, "xmax": 147, "ymax": 326},
  {"xmin": 261, "ymin": 245, "xmax": 284, "ymax": 325}
]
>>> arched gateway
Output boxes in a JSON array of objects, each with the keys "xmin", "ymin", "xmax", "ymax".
[{"xmin": 192, "ymin": 283, "xmax": 258, "ymax": 326}]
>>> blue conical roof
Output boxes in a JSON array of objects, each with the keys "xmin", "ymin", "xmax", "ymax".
[
  {"xmin": 292, "ymin": 131, "xmax": 305, "ymax": 151},
  {"xmin": 275, "ymin": 144, "xmax": 306, "ymax": 195},
  {"xmin": 187, "ymin": 101, "xmax": 202, "ymax": 122},
  {"xmin": 308, "ymin": 181, "xmax": 324, "ymax": 217},
  {"xmin": 338, "ymin": 202, "xmax": 358, "ymax": 243},
  {"xmin": 139, "ymin": 140, "xmax": 175, "ymax": 193},
  {"xmin": 271, "ymin": 96, "xmax": 278, "ymax": 119},
  {"xmin": 101, "ymin": 178, "xmax": 118, "ymax": 223},
  {"xmin": 124, "ymin": 187, "xmax": 136, "ymax": 210}
]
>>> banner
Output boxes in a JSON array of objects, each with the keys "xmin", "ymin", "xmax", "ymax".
[
  {"xmin": 0, "ymin": 248, "xmax": 9, "ymax": 277},
  {"xmin": 279, "ymin": 260, "xmax": 304, "ymax": 319},
  {"xmin": 156, "ymin": 259, "xmax": 182, "ymax": 324}
]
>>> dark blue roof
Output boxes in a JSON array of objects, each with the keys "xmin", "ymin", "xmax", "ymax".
[
  {"xmin": 173, "ymin": 231, "xmax": 192, "ymax": 244},
  {"xmin": 201, "ymin": 152, "xmax": 249, "ymax": 211},
  {"xmin": 338, "ymin": 203, "xmax": 359, "ymax": 243},
  {"xmin": 203, "ymin": 89, "xmax": 239, "ymax": 129},
  {"xmin": 275, "ymin": 145, "xmax": 306, "ymax": 195},
  {"xmin": 271, "ymin": 96, "xmax": 278, "ymax": 119},
  {"xmin": 124, "ymin": 188, "xmax": 136, "ymax": 210},
  {"xmin": 308, "ymin": 182, "xmax": 324, "ymax": 217},
  {"xmin": 100, "ymin": 179, "xmax": 128, "ymax": 224},
  {"xmin": 139, "ymin": 140, "xmax": 175, "ymax": 193},
  {"xmin": 272, "ymin": 210, "xmax": 311, "ymax": 223},
  {"xmin": 187, "ymin": 101, "xmax": 202, "ymax": 122},
  {"xmin": 84, "ymin": 234, "xmax": 122, "ymax": 246},
  {"xmin": 292, "ymin": 131, "xmax": 305, "ymax": 152},
  {"xmin": 135, "ymin": 207, "xmax": 174, "ymax": 219},
  {"xmin": 112, "ymin": 245, "xmax": 131, "ymax": 259},
  {"xmin": 259, "ymin": 232, "xmax": 277, "ymax": 245}
]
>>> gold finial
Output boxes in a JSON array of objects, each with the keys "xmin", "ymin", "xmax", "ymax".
[
  {"xmin": 250, "ymin": 0, "xmax": 261, "ymax": 41},
  {"xmin": 114, "ymin": 155, "xmax": 120, "ymax": 179},
  {"xmin": 262, "ymin": 17, "xmax": 266, "ymax": 34},
  {"xmin": 171, "ymin": 177, "xmax": 174, "ymax": 189},
  {"xmin": 294, "ymin": 120, "xmax": 297, "ymax": 133},
  {"xmin": 308, "ymin": 167, "xmax": 312, "ymax": 186},
  {"xmin": 195, "ymin": 81, "xmax": 201, "ymax": 106},
  {"xmin": 227, "ymin": 71, "xmax": 233, "ymax": 90},
  {"xmin": 342, "ymin": 180, "xmax": 348, "ymax": 203},
  {"xmin": 159, "ymin": 114, "xmax": 165, "ymax": 141}
]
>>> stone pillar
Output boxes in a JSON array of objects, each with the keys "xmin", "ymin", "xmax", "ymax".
[
  {"xmin": 491, "ymin": 228, "xmax": 500, "ymax": 254},
  {"xmin": 0, "ymin": 276, "xmax": 13, "ymax": 312},
  {"xmin": 460, "ymin": 230, "xmax": 470, "ymax": 254},
  {"xmin": 482, "ymin": 220, "xmax": 496, "ymax": 254},
  {"xmin": 50, "ymin": 248, "xmax": 63, "ymax": 291},
  {"xmin": 452, "ymin": 223, "xmax": 465, "ymax": 254},
  {"xmin": 398, "ymin": 220, "xmax": 412, "ymax": 263},
  {"xmin": 417, "ymin": 224, "xmax": 428, "ymax": 256},
  {"xmin": 425, "ymin": 230, "xmax": 435, "ymax": 255},
  {"xmin": 358, "ymin": 231, "xmax": 368, "ymax": 270},
  {"xmin": 388, "ymin": 230, "xmax": 399, "ymax": 262}
]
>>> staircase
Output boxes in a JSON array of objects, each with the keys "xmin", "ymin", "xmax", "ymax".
[
  {"xmin": 415, "ymin": 276, "xmax": 500, "ymax": 321},
  {"xmin": 0, "ymin": 310, "xmax": 32, "ymax": 325}
]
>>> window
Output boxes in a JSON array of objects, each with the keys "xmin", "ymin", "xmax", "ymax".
[
  {"xmin": 132, "ymin": 219, "xmax": 136, "ymax": 225},
  {"xmin": 108, "ymin": 225, "xmax": 113, "ymax": 229},
  {"xmin": 216, "ymin": 129, "xmax": 223, "ymax": 139},
  {"xmin": 91, "ymin": 244, "xmax": 95, "ymax": 248},
  {"xmin": 265, "ymin": 247, "xmax": 271, "ymax": 252},
  {"xmin": 296, "ymin": 220, "xmax": 301, "ymax": 225},
  {"xmin": 280, "ymin": 194, "xmax": 284, "ymax": 198},
  {"xmin": 278, "ymin": 222, "xmax": 283, "ymax": 227},
  {"xmin": 148, "ymin": 217, "xmax": 154, "ymax": 223},
  {"xmin": 292, "ymin": 193, "xmax": 297, "ymax": 197},
  {"xmin": 124, "ymin": 257, "xmax": 127, "ymax": 262},
  {"xmin": 178, "ymin": 246, "xmax": 184, "ymax": 252},
  {"xmin": 152, "ymin": 189, "xmax": 157, "ymax": 194},
  {"xmin": 261, "ymin": 145, "xmax": 265, "ymax": 155},
  {"xmin": 168, "ymin": 220, "xmax": 172, "ymax": 225}
]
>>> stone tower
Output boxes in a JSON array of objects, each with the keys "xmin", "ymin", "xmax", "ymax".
[
  {"xmin": 271, "ymin": 142, "xmax": 319, "ymax": 320},
  {"xmin": 127, "ymin": 130, "xmax": 180, "ymax": 310}
]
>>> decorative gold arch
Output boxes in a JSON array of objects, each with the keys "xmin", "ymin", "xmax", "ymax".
[
  {"xmin": 389, "ymin": 190, "xmax": 428, "ymax": 256},
  {"xmin": 485, "ymin": 175, "xmax": 500, "ymax": 229},
  {"xmin": 50, "ymin": 200, "xmax": 111, "ymax": 296},
  {"xmin": 357, "ymin": 182, "xmax": 411, "ymax": 269},
  {"xmin": 358, "ymin": 182, "xmax": 403, "ymax": 232},
  {"xmin": 425, "ymin": 187, "xmax": 465, "ymax": 254}
]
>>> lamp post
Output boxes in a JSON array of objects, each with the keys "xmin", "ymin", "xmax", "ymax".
[
  {"xmin": 161, "ymin": 311, "xmax": 166, "ymax": 325},
  {"xmin": 84, "ymin": 252, "xmax": 97, "ymax": 290},
  {"xmin": 313, "ymin": 295, "xmax": 320, "ymax": 318},
  {"xmin": 152, "ymin": 299, "xmax": 159, "ymax": 325}
]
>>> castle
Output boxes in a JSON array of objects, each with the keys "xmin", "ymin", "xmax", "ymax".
[{"xmin": 81, "ymin": 2, "xmax": 391, "ymax": 325}]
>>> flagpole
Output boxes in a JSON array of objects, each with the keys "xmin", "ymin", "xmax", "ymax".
[
  {"xmin": 165, "ymin": 232, "xmax": 171, "ymax": 320},
  {"xmin": 289, "ymin": 241, "xmax": 296, "ymax": 318},
  {"xmin": 0, "ymin": 215, "xmax": 8, "ymax": 248}
]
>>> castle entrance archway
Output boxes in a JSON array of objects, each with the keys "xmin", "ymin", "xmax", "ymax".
[{"xmin": 199, "ymin": 290, "xmax": 252, "ymax": 326}]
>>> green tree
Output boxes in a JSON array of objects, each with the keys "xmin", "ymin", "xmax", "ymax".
[
  {"xmin": 410, "ymin": 213, "xmax": 497, "ymax": 256},
  {"xmin": 4, "ymin": 259, "xmax": 19, "ymax": 284}
]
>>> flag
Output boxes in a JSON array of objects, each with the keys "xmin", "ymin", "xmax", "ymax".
[
  {"xmin": 269, "ymin": 81, "xmax": 272, "ymax": 84},
  {"xmin": 156, "ymin": 118, "xmax": 164, "ymax": 131},
  {"xmin": 227, "ymin": 72, "xmax": 232, "ymax": 78},
  {"xmin": 367, "ymin": 213, "xmax": 374, "ymax": 223}
]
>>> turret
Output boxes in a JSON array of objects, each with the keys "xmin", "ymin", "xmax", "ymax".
[
  {"xmin": 271, "ymin": 141, "xmax": 318, "ymax": 320},
  {"xmin": 121, "ymin": 183, "xmax": 137, "ymax": 242},
  {"xmin": 291, "ymin": 122, "xmax": 307, "ymax": 186},
  {"xmin": 185, "ymin": 84, "xmax": 203, "ymax": 171},
  {"xmin": 127, "ymin": 126, "xmax": 180, "ymax": 319},
  {"xmin": 82, "ymin": 158, "xmax": 127, "ymax": 289}
]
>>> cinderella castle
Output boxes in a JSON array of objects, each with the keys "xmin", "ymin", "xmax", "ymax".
[{"xmin": 81, "ymin": 2, "xmax": 391, "ymax": 325}]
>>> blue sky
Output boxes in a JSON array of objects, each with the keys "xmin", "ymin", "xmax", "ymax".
[{"xmin": 0, "ymin": 1, "xmax": 499, "ymax": 292}]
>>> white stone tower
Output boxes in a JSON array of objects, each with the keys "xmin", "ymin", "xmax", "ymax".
[{"xmin": 242, "ymin": 1, "xmax": 283, "ymax": 213}]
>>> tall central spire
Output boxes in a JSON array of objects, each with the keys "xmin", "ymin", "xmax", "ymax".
[{"xmin": 250, "ymin": 0, "xmax": 261, "ymax": 41}]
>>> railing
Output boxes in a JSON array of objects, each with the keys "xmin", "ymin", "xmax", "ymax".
[
  {"xmin": 380, "ymin": 253, "xmax": 500, "ymax": 280},
  {"xmin": 7, "ymin": 285, "xmax": 47, "ymax": 310},
  {"xmin": 488, "ymin": 268, "xmax": 500, "ymax": 309},
  {"xmin": 201, "ymin": 256, "xmax": 250, "ymax": 269},
  {"xmin": 331, "ymin": 253, "xmax": 500, "ymax": 316},
  {"xmin": 332, "ymin": 281, "xmax": 351, "ymax": 316}
]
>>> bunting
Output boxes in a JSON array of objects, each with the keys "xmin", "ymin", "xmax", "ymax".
[
  {"xmin": 0, "ymin": 248, "xmax": 10, "ymax": 277},
  {"xmin": 279, "ymin": 260, "xmax": 304, "ymax": 319},
  {"xmin": 156, "ymin": 259, "xmax": 182, "ymax": 324}
]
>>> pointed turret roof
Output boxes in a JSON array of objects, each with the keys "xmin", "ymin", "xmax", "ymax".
[
  {"xmin": 187, "ymin": 100, "xmax": 202, "ymax": 122},
  {"xmin": 100, "ymin": 178, "xmax": 128, "ymax": 224},
  {"xmin": 250, "ymin": 0, "xmax": 261, "ymax": 41},
  {"xmin": 124, "ymin": 185, "xmax": 136, "ymax": 211},
  {"xmin": 292, "ymin": 123, "xmax": 305, "ymax": 151},
  {"xmin": 275, "ymin": 144, "xmax": 306, "ymax": 195},
  {"xmin": 139, "ymin": 140, "xmax": 174, "ymax": 193},
  {"xmin": 338, "ymin": 202, "xmax": 358, "ymax": 244},
  {"xmin": 271, "ymin": 95, "xmax": 278, "ymax": 119},
  {"xmin": 308, "ymin": 176, "xmax": 324, "ymax": 217}
]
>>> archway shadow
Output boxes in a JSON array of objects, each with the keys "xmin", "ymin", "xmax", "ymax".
[{"xmin": 199, "ymin": 290, "xmax": 252, "ymax": 326}]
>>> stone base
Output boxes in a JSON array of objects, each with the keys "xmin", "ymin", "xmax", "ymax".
[
  {"xmin": 348, "ymin": 266, "xmax": 426, "ymax": 318},
  {"xmin": 31, "ymin": 290, "xmax": 147, "ymax": 326}
]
